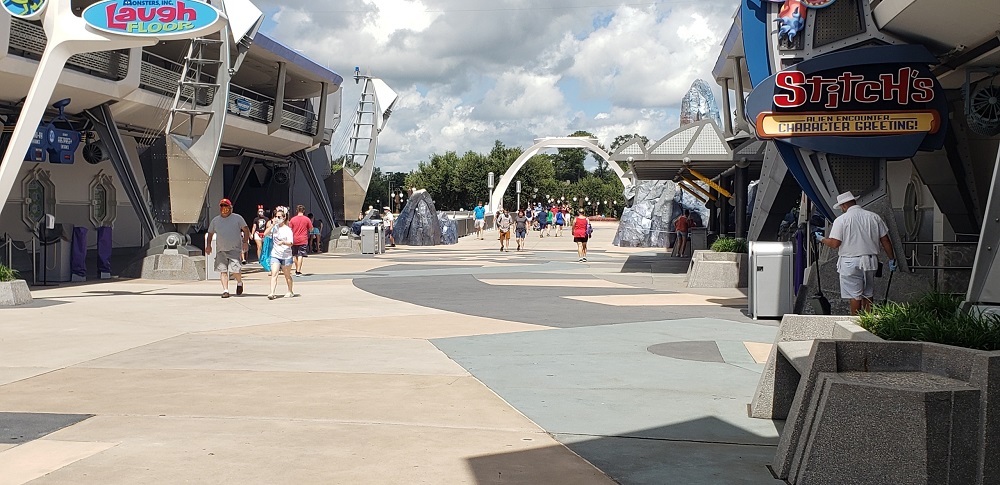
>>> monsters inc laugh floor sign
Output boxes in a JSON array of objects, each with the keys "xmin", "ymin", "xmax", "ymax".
[
  {"xmin": 83, "ymin": 0, "xmax": 221, "ymax": 38},
  {"xmin": 746, "ymin": 45, "xmax": 949, "ymax": 159}
]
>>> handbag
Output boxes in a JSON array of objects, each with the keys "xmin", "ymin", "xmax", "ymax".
[{"xmin": 259, "ymin": 235, "xmax": 273, "ymax": 272}]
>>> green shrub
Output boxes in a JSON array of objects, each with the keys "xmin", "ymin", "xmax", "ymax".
[
  {"xmin": 710, "ymin": 236, "xmax": 748, "ymax": 253},
  {"xmin": 858, "ymin": 292, "xmax": 1000, "ymax": 351},
  {"xmin": 0, "ymin": 263, "xmax": 19, "ymax": 282}
]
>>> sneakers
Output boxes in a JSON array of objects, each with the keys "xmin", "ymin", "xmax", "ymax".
[
  {"xmin": 582, "ymin": 257, "xmax": 588, "ymax": 262},
  {"xmin": 284, "ymin": 292, "xmax": 297, "ymax": 298},
  {"xmin": 222, "ymin": 291, "xmax": 230, "ymax": 298},
  {"xmin": 236, "ymin": 284, "xmax": 244, "ymax": 296},
  {"xmin": 294, "ymin": 271, "xmax": 302, "ymax": 277},
  {"xmin": 267, "ymin": 294, "xmax": 277, "ymax": 300}
]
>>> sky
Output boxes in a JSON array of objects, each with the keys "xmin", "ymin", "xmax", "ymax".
[{"xmin": 252, "ymin": 0, "xmax": 739, "ymax": 173}]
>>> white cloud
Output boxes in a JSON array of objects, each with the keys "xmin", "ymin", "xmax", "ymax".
[{"xmin": 253, "ymin": 0, "xmax": 737, "ymax": 171}]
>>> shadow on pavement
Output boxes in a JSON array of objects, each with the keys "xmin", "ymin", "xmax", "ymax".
[
  {"xmin": 467, "ymin": 417, "xmax": 780, "ymax": 485},
  {"xmin": 620, "ymin": 254, "xmax": 691, "ymax": 274}
]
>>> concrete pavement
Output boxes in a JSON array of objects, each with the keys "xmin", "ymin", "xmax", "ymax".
[{"xmin": 0, "ymin": 221, "xmax": 781, "ymax": 484}]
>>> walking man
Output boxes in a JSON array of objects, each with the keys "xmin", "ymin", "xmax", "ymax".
[
  {"xmin": 514, "ymin": 209, "xmax": 528, "ymax": 251},
  {"xmin": 474, "ymin": 202, "xmax": 486, "ymax": 240},
  {"xmin": 496, "ymin": 209, "xmax": 512, "ymax": 252},
  {"xmin": 383, "ymin": 206, "xmax": 396, "ymax": 247},
  {"xmin": 817, "ymin": 191, "xmax": 897, "ymax": 315},
  {"xmin": 206, "ymin": 198, "xmax": 250, "ymax": 298},
  {"xmin": 288, "ymin": 205, "xmax": 313, "ymax": 276}
]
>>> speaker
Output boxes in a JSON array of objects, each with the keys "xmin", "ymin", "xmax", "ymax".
[
  {"xmin": 82, "ymin": 142, "xmax": 109, "ymax": 164},
  {"xmin": 272, "ymin": 167, "xmax": 290, "ymax": 185}
]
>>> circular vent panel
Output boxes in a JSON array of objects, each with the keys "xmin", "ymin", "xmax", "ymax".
[{"xmin": 968, "ymin": 78, "xmax": 1000, "ymax": 137}]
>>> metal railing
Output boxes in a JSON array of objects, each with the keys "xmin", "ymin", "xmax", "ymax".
[
  {"xmin": 8, "ymin": 18, "xmax": 318, "ymax": 135},
  {"xmin": 903, "ymin": 240, "xmax": 979, "ymax": 292},
  {"xmin": 9, "ymin": 18, "xmax": 129, "ymax": 81}
]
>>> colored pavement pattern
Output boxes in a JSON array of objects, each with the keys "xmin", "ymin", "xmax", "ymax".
[{"xmin": 0, "ymin": 222, "xmax": 781, "ymax": 484}]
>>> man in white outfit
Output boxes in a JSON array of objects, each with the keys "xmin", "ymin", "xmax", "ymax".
[{"xmin": 816, "ymin": 191, "xmax": 897, "ymax": 315}]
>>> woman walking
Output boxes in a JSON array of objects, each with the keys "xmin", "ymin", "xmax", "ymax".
[
  {"xmin": 572, "ymin": 209, "xmax": 591, "ymax": 262},
  {"xmin": 265, "ymin": 207, "xmax": 297, "ymax": 300}
]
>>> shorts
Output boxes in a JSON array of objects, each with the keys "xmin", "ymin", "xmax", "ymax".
[
  {"xmin": 215, "ymin": 250, "xmax": 242, "ymax": 273},
  {"xmin": 292, "ymin": 244, "xmax": 309, "ymax": 257},
  {"xmin": 515, "ymin": 229, "xmax": 526, "ymax": 239},
  {"xmin": 556, "ymin": 222, "xmax": 564, "ymax": 227},
  {"xmin": 475, "ymin": 219, "xmax": 485, "ymax": 228},
  {"xmin": 499, "ymin": 230, "xmax": 511, "ymax": 240},
  {"xmin": 384, "ymin": 227, "xmax": 393, "ymax": 237},
  {"xmin": 574, "ymin": 236, "xmax": 588, "ymax": 243},
  {"xmin": 272, "ymin": 256, "xmax": 293, "ymax": 268},
  {"xmin": 838, "ymin": 257, "xmax": 875, "ymax": 300},
  {"xmin": 254, "ymin": 232, "xmax": 265, "ymax": 241},
  {"xmin": 676, "ymin": 232, "xmax": 689, "ymax": 240}
]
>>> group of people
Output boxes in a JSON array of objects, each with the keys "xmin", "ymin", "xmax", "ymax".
[
  {"xmin": 473, "ymin": 202, "xmax": 593, "ymax": 261},
  {"xmin": 206, "ymin": 200, "xmax": 319, "ymax": 300}
]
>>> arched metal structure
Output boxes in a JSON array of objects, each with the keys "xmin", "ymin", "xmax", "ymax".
[{"xmin": 489, "ymin": 137, "xmax": 632, "ymax": 212}]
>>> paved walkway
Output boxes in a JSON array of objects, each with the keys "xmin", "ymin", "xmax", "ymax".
[{"xmin": 0, "ymin": 222, "xmax": 781, "ymax": 484}]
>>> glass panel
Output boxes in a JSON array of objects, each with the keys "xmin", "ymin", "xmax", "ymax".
[
  {"xmin": 27, "ymin": 180, "xmax": 44, "ymax": 223},
  {"xmin": 93, "ymin": 185, "xmax": 107, "ymax": 222}
]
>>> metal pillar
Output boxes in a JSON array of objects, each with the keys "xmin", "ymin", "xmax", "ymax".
[
  {"xmin": 735, "ymin": 163, "xmax": 749, "ymax": 238},
  {"xmin": 84, "ymin": 104, "xmax": 159, "ymax": 238},
  {"xmin": 293, "ymin": 150, "xmax": 336, "ymax": 234},
  {"xmin": 719, "ymin": 177, "xmax": 731, "ymax": 237},
  {"xmin": 965, "ymin": 144, "xmax": 1000, "ymax": 309},
  {"xmin": 719, "ymin": 77, "xmax": 734, "ymax": 137},
  {"xmin": 312, "ymin": 81, "xmax": 329, "ymax": 145},
  {"xmin": 266, "ymin": 61, "xmax": 286, "ymax": 134},
  {"xmin": 731, "ymin": 56, "xmax": 748, "ymax": 133}
]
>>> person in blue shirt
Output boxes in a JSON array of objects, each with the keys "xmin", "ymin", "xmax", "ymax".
[{"xmin": 473, "ymin": 202, "xmax": 486, "ymax": 240}]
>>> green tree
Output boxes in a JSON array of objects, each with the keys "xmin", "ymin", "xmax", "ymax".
[
  {"xmin": 404, "ymin": 151, "xmax": 461, "ymax": 209},
  {"xmin": 610, "ymin": 133, "xmax": 650, "ymax": 171}
]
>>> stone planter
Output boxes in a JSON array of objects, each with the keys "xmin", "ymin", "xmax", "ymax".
[
  {"xmin": 0, "ymin": 279, "xmax": 32, "ymax": 306},
  {"xmin": 686, "ymin": 250, "xmax": 748, "ymax": 288},
  {"xmin": 754, "ymin": 315, "xmax": 1000, "ymax": 484}
]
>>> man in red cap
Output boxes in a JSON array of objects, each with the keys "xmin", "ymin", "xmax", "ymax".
[{"xmin": 206, "ymin": 198, "xmax": 250, "ymax": 298}]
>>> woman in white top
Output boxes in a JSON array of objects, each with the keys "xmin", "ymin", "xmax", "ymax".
[{"xmin": 265, "ymin": 207, "xmax": 296, "ymax": 300}]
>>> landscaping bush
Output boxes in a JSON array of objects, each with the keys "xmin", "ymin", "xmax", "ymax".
[
  {"xmin": 0, "ymin": 263, "xmax": 19, "ymax": 282},
  {"xmin": 710, "ymin": 236, "xmax": 748, "ymax": 253},
  {"xmin": 859, "ymin": 292, "xmax": 1000, "ymax": 351}
]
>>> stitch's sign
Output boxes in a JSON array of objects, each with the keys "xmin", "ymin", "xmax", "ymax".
[
  {"xmin": 83, "ymin": 0, "xmax": 221, "ymax": 38},
  {"xmin": 745, "ymin": 45, "xmax": 948, "ymax": 158}
]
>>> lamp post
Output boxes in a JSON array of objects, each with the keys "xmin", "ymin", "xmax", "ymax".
[{"xmin": 516, "ymin": 180, "xmax": 521, "ymax": 212}]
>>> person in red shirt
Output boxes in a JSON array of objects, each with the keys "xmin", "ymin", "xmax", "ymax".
[
  {"xmin": 288, "ymin": 205, "xmax": 313, "ymax": 276},
  {"xmin": 674, "ymin": 209, "xmax": 691, "ymax": 257}
]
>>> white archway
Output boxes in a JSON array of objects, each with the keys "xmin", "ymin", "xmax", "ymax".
[{"xmin": 489, "ymin": 137, "xmax": 632, "ymax": 213}]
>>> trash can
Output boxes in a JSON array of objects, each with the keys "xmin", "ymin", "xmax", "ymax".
[
  {"xmin": 749, "ymin": 241, "xmax": 794, "ymax": 319},
  {"xmin": 361, "ymin": 225, "xmax": 377, "ymax": 254},
  {"xmin": 689, "ymin": 227, "xmax": 708, "ymax": 251}
]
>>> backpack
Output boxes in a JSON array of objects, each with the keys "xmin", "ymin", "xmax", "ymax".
[{"xmin": 586, "ymin": 222, "xmax": 593, "ymax": 237}]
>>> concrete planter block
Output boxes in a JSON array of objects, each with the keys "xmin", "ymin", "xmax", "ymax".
[
  {"xmin": 772, "ymin": 340, "xmax": 1000, "ymax": 485},
  {"xmin": 0, "ymin": 280, "xmax": 32, "ymax": 306},
  {"xmin": 749, "ymin": 315, "xmax": 876, "ymax": 419},
  {"xmin": 140, "ymin": 254, "xmax": 202, "ymax": 281},
  {"xmin": 687, "ymin": 251, "xmax": 748, "ymax": 288}
]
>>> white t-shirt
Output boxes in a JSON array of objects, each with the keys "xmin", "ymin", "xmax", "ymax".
[
  {"xmin": 382, "ymin": 212, "xmax": 394, "ymax": 229},
  {"xmin": 270, "ymin": 225, "xmax": 294, "ymax": 260},
  {"xmin": 828, "ymin": 205, "xmax": 888, "ymax": 257}
]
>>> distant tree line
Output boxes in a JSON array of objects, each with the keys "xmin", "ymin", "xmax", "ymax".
[{"xmin": 364, "ymin": 131, "xmax": 648, "ymax": 216}]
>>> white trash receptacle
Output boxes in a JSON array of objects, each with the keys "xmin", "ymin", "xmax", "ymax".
[{"xmin": 749, "ymin": 241, "xmax": 795, "ymax": 319}]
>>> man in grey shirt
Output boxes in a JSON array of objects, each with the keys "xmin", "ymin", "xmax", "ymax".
[{"xmin": 206, "ymin": 198, "xmax": 251, "ymax": 298}]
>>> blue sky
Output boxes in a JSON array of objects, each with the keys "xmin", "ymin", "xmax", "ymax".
[{"xmin": 252, "ymin": 0, "xmax": 738, "ymax": 172}]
